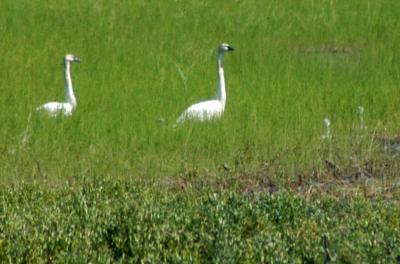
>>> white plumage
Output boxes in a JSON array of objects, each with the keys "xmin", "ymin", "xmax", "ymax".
[
  {"xmin": 357, "ymin": 105, "xmax": 364, "ymax": 129},
  {"xmin": 322, "ymin": 117, "xmax": 332, "ymax": 140},
  {"xmin": 176, "ymin": 43, "xmax": 234, "ymax": 123},
  {"xmin": 37, "ymin": 54, "xmax": 81, "ymax": 116}
]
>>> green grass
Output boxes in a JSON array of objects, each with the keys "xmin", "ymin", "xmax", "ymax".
[
  {"xmin": 1, "ymin": 0, "xmax": 400, "ymax": 261},
  {"xmin": 1, "ymin": 0, "xmax": 400, "ymax": 181}
]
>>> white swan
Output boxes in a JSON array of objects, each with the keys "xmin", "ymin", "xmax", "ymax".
[
  {"xmin": 176, "ymin": 43, "xmax": 235, "ymax": 123},
  {"xmin": 36, "ymin": 54, "xmax": 81, "ymax": 116}
]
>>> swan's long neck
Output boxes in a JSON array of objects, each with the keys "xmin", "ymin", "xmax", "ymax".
[
  {"xmin": 64, "ymin": 60, "xmax": 77, "ymax": 108},
  {"xmin": 217, "ymin": 52, "xmax": 226, "ymax": 109}
]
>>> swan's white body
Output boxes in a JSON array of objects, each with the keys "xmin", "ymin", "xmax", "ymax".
[
  {"xmin": 176, "ymin": 43, "xmax": 234, "ymax": 123},
  {"xmin": 178, "ymin": 100, "xmax": 224, "ymax": 122},
  {"xmin": 37, "ymin": 54, "xmax": 81, "ymax": 116},
  {"xmin": 38, "ymin": 102, "xmax": 75, "ymax": 116}
]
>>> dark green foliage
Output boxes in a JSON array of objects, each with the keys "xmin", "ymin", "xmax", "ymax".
[{"xmin": 1, "ymin": 179, "xmax": 399, "ymax": 263}]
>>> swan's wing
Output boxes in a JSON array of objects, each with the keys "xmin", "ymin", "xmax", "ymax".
[
  {"xmin": 37, "ymin": 102, "xmax": 63, "ymax": 112},
  {"xmin": 36, "ymin": 102, "xmax": 71, "ymax": 116},
  {"xmin": 177, "ymin": 100, "xmax": 223, "ymax": 123}
]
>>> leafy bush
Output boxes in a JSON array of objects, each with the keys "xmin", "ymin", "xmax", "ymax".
[{"xmin": 1, "ymin": 179, "xmax": 399, "ymax": 262}]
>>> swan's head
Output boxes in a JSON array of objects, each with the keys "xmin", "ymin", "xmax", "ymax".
[
  {"xmin": 219, "ymin": 43, "xmax": 235, "ymax": 53},
  {"xmin": 65, "ymin": 54, "xmax": 81, "ymax": 63}
]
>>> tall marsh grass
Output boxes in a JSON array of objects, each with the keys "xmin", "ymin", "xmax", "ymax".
[{"xmin": 1, "ymin": 0, "xmax": 400, "ymax": 182}]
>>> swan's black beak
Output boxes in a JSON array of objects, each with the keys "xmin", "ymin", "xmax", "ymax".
[
  {"xmin": 228, "ymin": 46, "xmax": 235, "ymax": 51},
  {"xmin": 74, "ymin": 57, "xmax": 82, "ymax": 63}
]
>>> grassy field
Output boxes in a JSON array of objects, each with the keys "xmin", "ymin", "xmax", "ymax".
[{"xmin": 1, "ymin": 0, "xmax": 400, "ymax": 261}]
